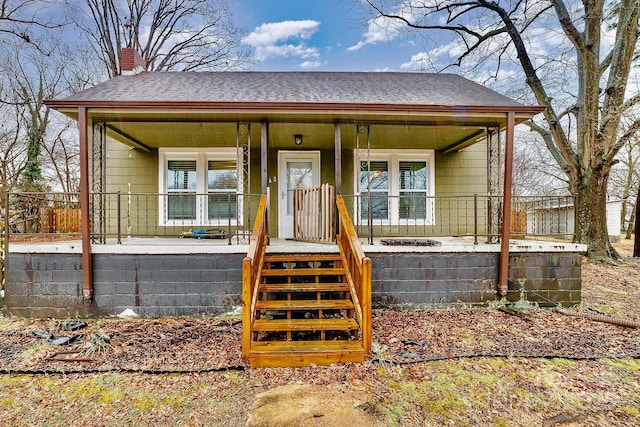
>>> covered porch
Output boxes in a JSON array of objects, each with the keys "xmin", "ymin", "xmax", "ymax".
[{"xmin": 43, "ymin": 112, "xmax": 541, "ymax": 301}]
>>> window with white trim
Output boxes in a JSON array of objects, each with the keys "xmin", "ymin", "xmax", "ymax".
[
  {"xmin": 207, "ymin": 160, "xmax": 237, "ymax": 220},
  {"xmin": 355, "ymin": 150, "xmax": 435, "ymax": 225},
  {"xmin": 360, "ymin": 161, "xmax": 389, "ymax": 220},
  {"xmin": 399, "ymin": 161, "xmax": 428, "ymax": 220},
  {"xmin": 167, "ymin": 160, "xmax": 197, "ymax": 220},
  {"xmin": 159, "ymin": 148, "xmax": 241, "ymax": 226}
]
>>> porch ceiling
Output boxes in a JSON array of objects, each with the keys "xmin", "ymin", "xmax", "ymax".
[{"xmin": 66, "ymin": 108, "xmax": 527, "ymax": 151}]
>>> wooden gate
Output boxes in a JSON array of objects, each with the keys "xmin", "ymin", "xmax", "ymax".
[{"xmin": 293, "ymin": 184, "xmax": 335, "ymax": 242}]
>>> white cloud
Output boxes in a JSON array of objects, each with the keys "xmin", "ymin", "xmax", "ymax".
[
  {"xmin": 299, "ymin": 60, "xmax": 325, "ymax": 69},
  {"xmin": 400, "ymin": 41, "xmax": 460, "ymax": 71},
  {"xmin": 244, "ymin": 20, "xmax": 321, "ymax": 60},
  {"xmin": 400, "ymin": 52, "xmax": 430, "ymax": 70},
  {"xmin": 260, "ymin": 44, "xmax": 319, "ymax": 59},
  {"xmin": 348, "ymin": 15, "xmax": 402, "ymax": 51}
]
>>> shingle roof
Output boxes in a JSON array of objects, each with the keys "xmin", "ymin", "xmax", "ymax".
[{"xmin": 53, "ymin": 71, "xmax": 534, "ymax": 110}]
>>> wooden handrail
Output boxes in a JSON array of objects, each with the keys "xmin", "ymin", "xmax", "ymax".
[
  {"xmin": 335, "ymin": 195, "xmax": 372, "ymax": 354},
  {"xmin": 242, "ymin": 194, "xmax": 268, "ymax": 362}
]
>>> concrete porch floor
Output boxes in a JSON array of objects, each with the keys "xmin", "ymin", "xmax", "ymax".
[{"xmin": 8, "ymin": 236, "xmax": 587, "ymax": 255}]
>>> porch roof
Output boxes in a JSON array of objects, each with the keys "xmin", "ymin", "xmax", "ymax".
[
  {"xmin": 46, "ymin": 71, "xmax": 543, "ymax": 115},
  {"xmin": 45, "ymin": 71, "xmax": 544, "ymax": 151}
]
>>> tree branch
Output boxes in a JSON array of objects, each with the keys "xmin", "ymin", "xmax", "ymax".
[
  {"xmin": 524, "ymin": 120, "xmax": 571, "ymax": 172},
  {"xmin": 608, "ymin": 119, "xmax": 640, "ymax": 164}
]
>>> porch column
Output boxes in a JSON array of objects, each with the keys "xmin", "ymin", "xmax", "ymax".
[
  {"xmin": 260, "ymin": 122, "xmax": 269, "ymax": 239},
  {"xmin": 79, "ymin": 107, "xmax": 93, "ymax": 300},
  {"xmin": 334, "ymin": 123, "xmax": 342, "ymax": 194},
  {"xmin": 498, "ymin": 111, "xmax": 515, "ymax": 297},
  {"xmin": 487, "ymin": 127, "xmax": 501, "ymax": 243},
  {"xmin": 261, "ymin": 122, "xmax": 268, "ymax": 194}
]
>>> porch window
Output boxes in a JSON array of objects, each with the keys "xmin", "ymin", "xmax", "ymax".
[
  {"xmin": 286, "ymin": 161, "xmax": 314, "ymax": 215},
  {"xmin": 208, "ymin": 160, "xmax": 237, "ymax": 220},
  {"xmin": 167, "ymin": 160, "xmax": 197, "ymax": 220},
  {"xmin": 399, "ymin": 161, "xmax": 427, "ymax": 220},
  {"xmin": 360, "ymin": 161, "xmax": 389, "ymax": 220},
  {"xmin": 159, "ymin": 148, "xmax": 241, "ymax": 226},
  {"xmin": 355, "ymin": 150, "xmax": 435, "ymax": 225}
]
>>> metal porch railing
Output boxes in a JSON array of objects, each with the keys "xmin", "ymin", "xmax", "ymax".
[{"xmin": 4, "ymin": 192, "xmax": 576, "ymax": 245}]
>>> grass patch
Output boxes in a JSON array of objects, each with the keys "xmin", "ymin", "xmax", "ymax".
[{"xmin": 602, "ymin": 358, "xmax": 640, "ymax": 372}]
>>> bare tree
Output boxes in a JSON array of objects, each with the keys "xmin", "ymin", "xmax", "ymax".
[
  {"xmin": 71, "ymin": 0, "xmax": 253, "ymax": 78},
  {"xmin": 0, "ymin": 32, "xmax": 79, "ymax": 191},
  {"xmin": 635, "ymin": 184, "xmax": 640, "ymax": 257},
  {"xmin": 40, "ymin": 118, "xmax": 80, "ymax": 194},
  {"xmin": 59, "ymin": 41, "xmax": 111, "ymax": 93},
  {"xmin": 0, "ymin": 0, "xmax": 66, "ymax": 51},
  {"xmin": 609, "ymin": 132, "xmax": 640, "ymax": 236},
  {"xmin": 362, "ymin": 0, "xmax": 640, "ymax": 259},
  {"xmin": 512, "ymin": 131, "xmax": 568, "ymax": 197},
  {"xmin": 1, "ymin": 47, "xmax": 60, "ymax": 191},
  {"xmin": 0, "ymin": 107, "xmax": 28, "ymax": 195}
]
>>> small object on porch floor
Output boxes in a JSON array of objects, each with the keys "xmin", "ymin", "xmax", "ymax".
[
  {"xmin": 179, "ymin": 228, "xmax": 228, "ymax": 239},
  {"xmin": 380, "ymin": 238, "xmax": 442, "ymax": 246}
]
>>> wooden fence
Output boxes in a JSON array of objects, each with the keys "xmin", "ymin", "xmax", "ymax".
[{"xmin": 40, "ymin": 208, "xmax": 82, "ymax": 233}]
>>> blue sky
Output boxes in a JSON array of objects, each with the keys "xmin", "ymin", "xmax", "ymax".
[{"xmin": 229, "ymin": 0, "xmax": 429, "ymax": 71}]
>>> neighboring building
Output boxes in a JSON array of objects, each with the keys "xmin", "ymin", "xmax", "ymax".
[{"xmin": 525, "ymin": 199, "xmax": 622, "ymax": 242}]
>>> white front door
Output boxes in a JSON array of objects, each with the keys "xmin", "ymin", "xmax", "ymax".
[{"xmin": 278, "ymin": 151, "xmax": 321, "ymax": 239}]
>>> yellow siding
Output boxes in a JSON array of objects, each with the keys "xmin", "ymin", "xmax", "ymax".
[
  {"xmin": 103, "ymin": 138, "xmax": 159, "ymax": 237},
  {"xmin": 99, "ymin": 131, "xmax": 489, "ymax": 239},
  {"xmin": 105, "ymin": 138, "xmax": 158, "ymax": 193},
  {"xmin": 434, "ymin": 141, "xmax": 488, "ymax": 235},
  {"xmin": 435, "ymin": 141, "xmax": 487, "ymax": 196}
]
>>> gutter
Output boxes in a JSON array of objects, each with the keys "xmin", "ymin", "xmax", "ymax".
[{"xmin": 44, "ymin": 99, "xmax": 546, "ymax": 116}]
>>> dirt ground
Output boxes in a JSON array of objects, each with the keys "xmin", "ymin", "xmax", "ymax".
[{"xmin": 0, "ymin": 239, "xmax": 639, "ymax": 426}]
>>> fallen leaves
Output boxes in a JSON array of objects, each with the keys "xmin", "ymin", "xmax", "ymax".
[{"xmin": 0, "ymin": 242, "xmax": 639, "ymax": 425}]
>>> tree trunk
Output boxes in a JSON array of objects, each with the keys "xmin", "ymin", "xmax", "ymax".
[
  {"xmin": 621, "ymin": 148, "xmax": 635, "ymax": 235},
  {"xmin": 634, "ymin": 184, "xmax": 640, "ymax": 257},
  {"xmin": 573, "ymin": 170, "xmax": 619, "ymax": 259},
  {"xmin": 627, "ymin": 201, "xmax": 636, "ymax": 240}
]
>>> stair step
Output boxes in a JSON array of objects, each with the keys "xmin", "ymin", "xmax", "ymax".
[
  {"xmin": 264, "ymin": 254, "xmax": 342, "ymax": 263},
  {"xmin": 261, "ymin": 268, "xmax": 345, "ymax": 277},
  {"xmin": 249, "ymin": 340, "xmax": 365, "ymax": 367},
  {"xmin": 259, "ymin": 282, "xmax": 348, "ymax": 293},
  {"xmin": 255, "ymin": 299, "xmax": 354, "ymax": 311},
  {"xmin": 253, "ymin": 318, "xmax": 359, "ymax": 332}
]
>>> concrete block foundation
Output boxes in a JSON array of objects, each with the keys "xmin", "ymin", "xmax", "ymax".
[{"xmin": 3, "ymin": 245, "xmax": 584, "ymax": 318}]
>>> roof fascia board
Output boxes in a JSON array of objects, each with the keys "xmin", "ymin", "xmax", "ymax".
[
  {"xmin": 56, "ymin": 110, "xmax": 536, "ymax": 128},
  {"xmin": 44, "ymin": 100, "xmax": 545, "ymax": 116}
]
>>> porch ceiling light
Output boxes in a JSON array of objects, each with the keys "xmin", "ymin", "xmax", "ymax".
[{"xmin": 294, "ymin": 134, "xmax": 303, "ymax": 145}]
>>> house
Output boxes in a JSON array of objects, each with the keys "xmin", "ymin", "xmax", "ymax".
[{"xmin": 2, "ymin": 49, "xmax": 586, "ymax": 366}]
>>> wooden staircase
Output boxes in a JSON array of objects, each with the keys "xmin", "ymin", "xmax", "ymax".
[
  {"xmin": 248, "ymin": 253, "xmax": 365, "ymax": 367},
  {"xmin": 242, "ymin": 194, "xmax": 371, "ymax": 368}
]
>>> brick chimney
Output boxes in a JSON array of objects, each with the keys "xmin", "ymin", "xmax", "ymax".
[{"xmin": 121, "ymin": 48, "xmax": 146, "ymax": 75}]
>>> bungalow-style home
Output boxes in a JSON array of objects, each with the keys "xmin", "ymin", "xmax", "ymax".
[{"xmin": 3, "ymin": 49, "xmax": 586, "ymax": 367}]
